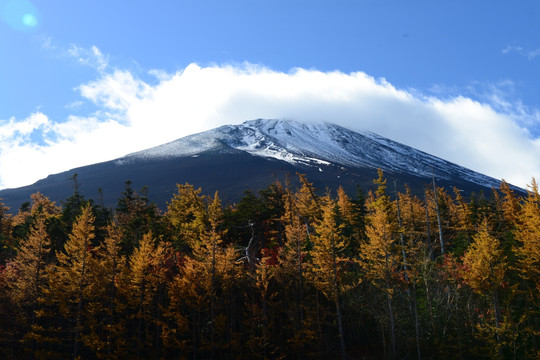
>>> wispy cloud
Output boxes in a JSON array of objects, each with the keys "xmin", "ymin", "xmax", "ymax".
[
  {"xmin": 40, "ymin": 39, "xmax": 111, "ymax": 73},
  {"xmin": 1, "ymin": 52, "xmax": 539, "ymax": 189},
  {"xmin": 429, "ymin": 79, "xmax": 540, "ymax": 134},
  {"xmin": 502, "ymin": 45, "xmax": 540, "ymax": 60},
  {"xmin": 67, "ymin": 44, "xmax": 109, "ymax": 72}
]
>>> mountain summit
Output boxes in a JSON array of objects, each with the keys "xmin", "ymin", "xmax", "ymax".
[
  {"xmin": 0, "ymin": 119, "xmax": 508, "ymax": 210},
  {"xmin": 125, "ymin": 119, "xmax": 500, "ymax": 188}
]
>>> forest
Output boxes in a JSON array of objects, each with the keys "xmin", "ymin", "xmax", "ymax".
[{"xmin": 0, "ymin": 170, "xmax": 538, "ymax": 360}]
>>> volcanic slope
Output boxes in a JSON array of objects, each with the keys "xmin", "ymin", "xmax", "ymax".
[{"xmin": 0, "ymin": 119, "xmax": 510, "ymax": 210}]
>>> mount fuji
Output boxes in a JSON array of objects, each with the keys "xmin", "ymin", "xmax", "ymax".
[{"xmin": 0, "ymin": 119, "xmax": 513, "ymax": 210}]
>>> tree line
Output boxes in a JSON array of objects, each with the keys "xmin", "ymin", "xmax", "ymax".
[{"xmin": 0, "ymin": 170, "xmax": 538, "ymax": 359}]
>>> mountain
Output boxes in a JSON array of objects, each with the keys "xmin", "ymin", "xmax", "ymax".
[{"xmin": 0, "ymin": 119, "xmax": 514, "ymax": 211}]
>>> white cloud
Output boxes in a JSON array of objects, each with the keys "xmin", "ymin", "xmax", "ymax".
[
  {"xmin": 0, "ymin": 112, "xmax": 127, "ymax": 189},
  {"xmin": 502, "ymin": 45, "xmax": 540, "ymax": 60},
  {"xmin": 0, "ymin": 112, "xmax": 50, "ymax": 141},
  {"xmin": 1, "ymin": 61, "xmax": 539, "ymax": 190},
  {"xmin": 67, "ymin": 44, "xmax": 109, "ymax": 72}
]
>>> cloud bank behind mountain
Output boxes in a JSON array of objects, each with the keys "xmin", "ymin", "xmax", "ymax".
[{"xmin": 1, "ymin": 61, "xmax": 539, "ymax": 190}]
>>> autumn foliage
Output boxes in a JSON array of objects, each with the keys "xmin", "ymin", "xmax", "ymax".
[{"xmin": 0, "ymin": 174, "xmax": 538, "ymax": 359}]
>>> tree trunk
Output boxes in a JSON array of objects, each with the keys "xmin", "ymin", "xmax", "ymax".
[
  {"xmin": 424, "ymin": 193, "xmax": 434, "ymax": 260},
  {"xmin": 331, "ymin": 234, "xmax": 347, "ymax": 360},
  {"xmin": 395, "ymin": 183, "xmax": 421, "ymax": 359},
  {"xmin": 493, "ymin": 289, "xmax": 502, "ymax": 348},
  {"xmin": 385, "ymin": 252, "xmax": 396, "ymax": 359},
  {"xmin": 335, "ymin": 295, "xmax": 347, "ymax": 360},
  {"xmin": 432, "ymin": 176, "xmax": 445, "ymax": 256},
  {"xmin": 386, "ymin": 289, "xmax": 396, "ymax": 360},
  {"xmin": 210, "ymin": 231, "xmax": 216, "ymax": 360},
  {"xmin": 73, "ymin": 237, "xmax": 88, "ymax": 360}
]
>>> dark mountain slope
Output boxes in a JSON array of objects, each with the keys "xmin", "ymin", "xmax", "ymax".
[{"xmin": 0, "ymin": 119, "xmax": 517, "ymax": 211}]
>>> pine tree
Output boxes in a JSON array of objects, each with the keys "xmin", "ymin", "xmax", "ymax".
[{"xmin": 116, "ymin": 181, "xmax": 162, "ymax": 254}]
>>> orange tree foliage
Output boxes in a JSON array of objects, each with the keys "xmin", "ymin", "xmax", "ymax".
[{"xmin": 0, "ymin": 175, "xmax": 538, "ymax": 359}]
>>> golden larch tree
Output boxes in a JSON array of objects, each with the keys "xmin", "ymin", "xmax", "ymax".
[
  {"xmin": 45, "ymin": 203, "xmax": 96, "ymax": 359},
  {"xmin": 309, "ymin": 194, "xmax": 350, "ymax": 360},
  {"xmin": 462, "ymin": 217, "xmax": 507, "ymax": 355},
  {"xmin": 360, "ymin": 168, "xmax": 399, "ymax": 359}
]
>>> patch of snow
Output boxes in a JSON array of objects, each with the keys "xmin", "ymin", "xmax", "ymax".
[{"xmin": 116, "ymin": 118, "xmax": 501, "ymax": 189}]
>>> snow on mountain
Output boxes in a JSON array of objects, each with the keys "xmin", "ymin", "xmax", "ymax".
[{"xmin": 121, "ymin": 119, "xmax": 501, "ymax": 188}]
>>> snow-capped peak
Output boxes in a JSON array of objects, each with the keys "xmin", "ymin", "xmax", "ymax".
[{"xmin": 120, "ymin": 118, "xmax": 501, "ymax": 188}]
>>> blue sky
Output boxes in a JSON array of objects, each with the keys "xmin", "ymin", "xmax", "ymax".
[{"xmin": 1, "ymin": 0, "xmax": 539, "ymax": 189}]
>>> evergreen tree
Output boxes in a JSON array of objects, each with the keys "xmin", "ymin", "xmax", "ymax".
[{"xmin": 116, "ymin": 181, "xmax": 162, "ymax": 254}]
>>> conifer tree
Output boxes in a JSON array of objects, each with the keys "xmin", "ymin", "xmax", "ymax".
[
  {"xmin": 395, "ymin": 184, "xmax": 423, "ymax": 360},
  {"xmin": 127, "ymin": 231, "xmax": 173, "ymax": 359},
  {"xmin": 116, "ymin": 181, "xmax": 162, "ymax": 254},
  {"xmin": 453, "ymin": 187, "xmax": 475, "ymax": 239},
  {"xmin": 462, "ymin": 218, "xmax": 507, "ymax": 354},
  {"xmin": 5, "ymin": 193, "xmax": 61, "ymax": 358},
  {"xmin": 258, "ymin": 180, "xmax": 286, "ymax": 246},
  {"xmin": 166, "ymin": 191, "xmax": 240, "ymax": 358},
  {"xmin": 278, "ymin": 186, "xmax": 311, "ymax": 353},
  {"xmin": 0, "ymin": 199, "xmax": 14, "ymax": 264},
  {"xmin": 6, "ymin": 212, "xmax": 51, "ymax": 357},
  {"xmin": 83, "ymin": 224, "xmax": 129, "ymax": 359},
  {"xmin": 360, "ymin": 169, "xmax": 398, "ymax": 358},
  {"xmin": 296, "ymin": 173, "xmax": 321, "ymax": 226},
  {"xmin": 11, "ymin": 192, "xmax": 61, "ymax": 248},
  {"xmin": 499, "ymin": 180, "xmax": 521, "ymax": 227},
  {"xmin": 166, "ymin": 183, "xmax": 207, "ymax": 251},
  {"xmin": 45, "ymin": 203, "xmax": 96, "ymax": 359},
  {"xmin": 8, "ymin": 214, "xmax": 50, "ymax": 312},
  {"xmin": 515, "ymin": 179, "xmax": 540, "ymax": 293},
  {"xmin": 514, "ymin": 179, "xmax": 540, "ymax": 357},
  {"xmin": 337, "ymin": 185, "xmax": 360, "ymax": 254},
  {"xmin": 309, "ymin": 194, "xmax": 350, "ymax": 360}
]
